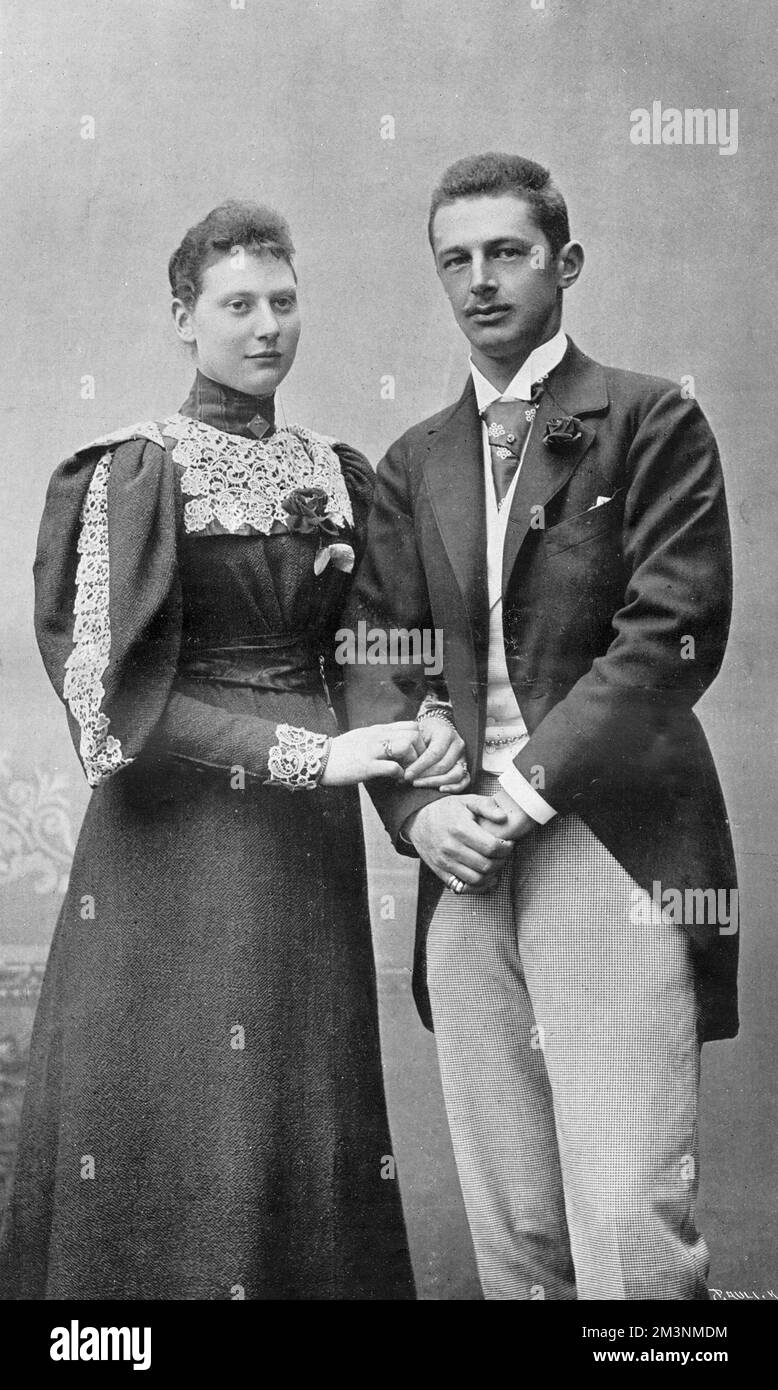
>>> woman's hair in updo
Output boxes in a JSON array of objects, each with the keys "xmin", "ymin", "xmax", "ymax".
[{"xmin": 168, "ymin": 200, "xmax": 296, "ymax": 308}]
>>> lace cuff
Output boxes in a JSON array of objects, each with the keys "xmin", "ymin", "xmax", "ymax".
[{"xmin": 266, "ymin": 724, "xmax": 331, "ymax": 790}]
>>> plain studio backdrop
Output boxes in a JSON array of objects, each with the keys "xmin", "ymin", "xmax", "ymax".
[{"xmin": 1, "ymin": 0, "xmax": 775, "ymax": 1298}]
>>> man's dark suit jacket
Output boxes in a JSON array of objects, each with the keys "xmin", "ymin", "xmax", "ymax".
[{"xmin": 343, "ymin": 338, "xmax": 738, "ymax": 1042}]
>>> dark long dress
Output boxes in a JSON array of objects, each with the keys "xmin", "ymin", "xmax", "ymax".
[{"xmin": 0, "ymin": 373, "xmax": 415, "ymax": 1300}]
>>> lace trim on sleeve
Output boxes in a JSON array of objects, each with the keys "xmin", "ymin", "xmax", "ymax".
[
  {"xmin": 85, "ymin": 421, "xmax": 167, "ymax": 451},
  {"xmin": 266, "ymin": 724, "xmax": 330, "ymax": 791},
  {"xmin": 62, "ymin": 452, "xmax": 133, "ymax": 788}
]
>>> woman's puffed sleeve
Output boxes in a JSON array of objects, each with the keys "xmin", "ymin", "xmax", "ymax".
[
  {"xmin": 319, "ymin": 444, "xmax": 375, "ymax": 727},
  {"xmin": 333, "ymin": 442, "xmax": 375, "ymax": 569},
  {"xmin": 34, "ymin": 436, "xmax": 182, "ymax": 787},
  {"xmin": 34, "ymin": 435, "xmax": 331, "ymax": 791}
]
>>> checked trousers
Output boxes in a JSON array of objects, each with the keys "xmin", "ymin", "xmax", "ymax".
[{"xmin": 426, "ymin": 775, "xmax": 709, "ymax": 1301}]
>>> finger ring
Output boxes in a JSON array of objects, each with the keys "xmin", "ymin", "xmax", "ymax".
[
  {"xmin": 382, "ymin": 739, "xmax": 393, "ymax": 759},
  {"xmin": 447, "ymin": 875, "xmax": 467, "ymax": 894}
]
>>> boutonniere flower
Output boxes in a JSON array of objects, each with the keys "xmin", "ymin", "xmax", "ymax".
[
  {"xmin": 281, "ymin": 486, "xmax": 354, "ymax": 576},
  {"xmin": 543, "ymin": 416, "xmax": 584, "ymax": 451}
]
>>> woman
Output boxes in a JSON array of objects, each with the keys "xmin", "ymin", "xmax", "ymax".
[{"xmin": 0, "ymin": 201, "xmax": 467, "ymax": 1300}]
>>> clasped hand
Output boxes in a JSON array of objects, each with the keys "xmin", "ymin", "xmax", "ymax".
[
  {"xmin": 320, "ymin": 717, "xmax": 470, "ymax": 790},
  {"xmin": 404, "ymin": 786, "xmax": 536, "ymax": 893}
]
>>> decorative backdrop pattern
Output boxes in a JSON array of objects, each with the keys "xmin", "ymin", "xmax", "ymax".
[{"xmin": 0, "ymin": 753, "xmax": 76, "ymax": 1207}]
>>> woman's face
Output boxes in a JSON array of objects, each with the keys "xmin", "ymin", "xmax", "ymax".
[{"xmin": 173, "ymin": 249, "xmax": 301, "ymax": 396}]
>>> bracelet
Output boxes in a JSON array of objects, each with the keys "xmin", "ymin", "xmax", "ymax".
[
  {"xmin": 266, "ymin": 724, "xmax": 330, "ymax": 791},
  {"xmin": 417, "ymin": 696, "xmax": 453, "ymax": 713},
  {"xmin": 417, "ymin": 708, "xmax": 456, "ymax": 727},
  {"xmin": 417, "ymin": 695, "xmax": 456, "ymax": 728},
  {"xmin": 317, "ymin": 737, "xmax": 333, "ymax": 781}
]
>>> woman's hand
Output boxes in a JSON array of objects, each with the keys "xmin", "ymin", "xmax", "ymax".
[
  {"xmin": 401, "ymin": 718, "xmax": 470, "ymax": 792},
  {"xmin": 320, "ymin": 723, "xmax": 425, "ymax": 787}
]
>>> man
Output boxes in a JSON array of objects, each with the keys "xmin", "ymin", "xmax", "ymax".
[{"xmin": 344, "ymin": 152, "xmax": 738, "ymax": 1301}]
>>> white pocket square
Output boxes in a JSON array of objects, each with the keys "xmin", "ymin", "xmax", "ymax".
[{"xmin": 587, "ymin": 495, "xmax": 613, "ymax": 511}]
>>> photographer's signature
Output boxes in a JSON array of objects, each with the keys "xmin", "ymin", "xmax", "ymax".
[{"xmin": 710, "ymin": 1288, "xmax": 777, "ymax": 1301}]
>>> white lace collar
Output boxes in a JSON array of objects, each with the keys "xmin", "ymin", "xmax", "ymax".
[{"xmin": 87, "ymin": 414, "xmax": 354, "ymax": 538}]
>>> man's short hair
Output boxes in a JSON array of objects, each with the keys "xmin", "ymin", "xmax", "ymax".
[{"xmin": 428, "ymin": 153, "xmax": 570, "ymax": 257}]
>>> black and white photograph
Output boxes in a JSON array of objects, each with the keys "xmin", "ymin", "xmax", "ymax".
[{"xmin": 0, "ymin": 0, "xmax": 774, "ymax": 1360}]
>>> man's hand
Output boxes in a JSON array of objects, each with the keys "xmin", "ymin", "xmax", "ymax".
[
  {"xmin": 403, "ymin": 794, "xmax": 514, "ymax": 892},
  {"xmin": 477, "ymin": 786, "xmax": 537, "ymax": 842}
]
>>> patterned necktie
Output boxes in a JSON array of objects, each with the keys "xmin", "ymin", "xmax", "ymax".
[{"xmin": 483, "ymin": 378, "xmax": 546, "ymax": 507}]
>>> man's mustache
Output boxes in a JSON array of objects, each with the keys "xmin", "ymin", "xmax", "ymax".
[{"xmin": 465, "ymin": 302, "xmax": 512, "ymax": 316}]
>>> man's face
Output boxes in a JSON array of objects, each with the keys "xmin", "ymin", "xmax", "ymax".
[
  {"xmin": 174, "ymin": 250, "xmax": 301, "ymax": 396},
  {"xmin": 431, "ymin": 194, "xmax": 569, "ymax": 377}
]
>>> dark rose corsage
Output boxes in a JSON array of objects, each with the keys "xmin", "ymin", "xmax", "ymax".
[
  {"xmin": 281, "ymin": 486, "xmax": 355, "ymax": 576},
  {"xmin": 543, "ymin": 416, "xmax": 584, "ymax": 451},
  {"xmin": 282, "ymin": 486, "xmax": 342, "ymax": 540}
]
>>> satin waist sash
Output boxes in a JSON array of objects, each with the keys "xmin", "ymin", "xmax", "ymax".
[{"xmin": 177, "ymin": 635, "xmax": 324, "ymax": 694}]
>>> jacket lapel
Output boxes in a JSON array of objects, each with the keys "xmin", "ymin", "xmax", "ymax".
[
  {"xmin": 501, "ymin": 339, "xmax": 610, "ymax": 591},
  {"xmin": 423, "ymin": 380, "xmax": 489, "ymax": 658}
]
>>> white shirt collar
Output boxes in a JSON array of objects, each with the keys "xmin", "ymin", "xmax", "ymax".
[{"xmin": 470, "ymin": 328, "xmax": 568, "ymax": 412}]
